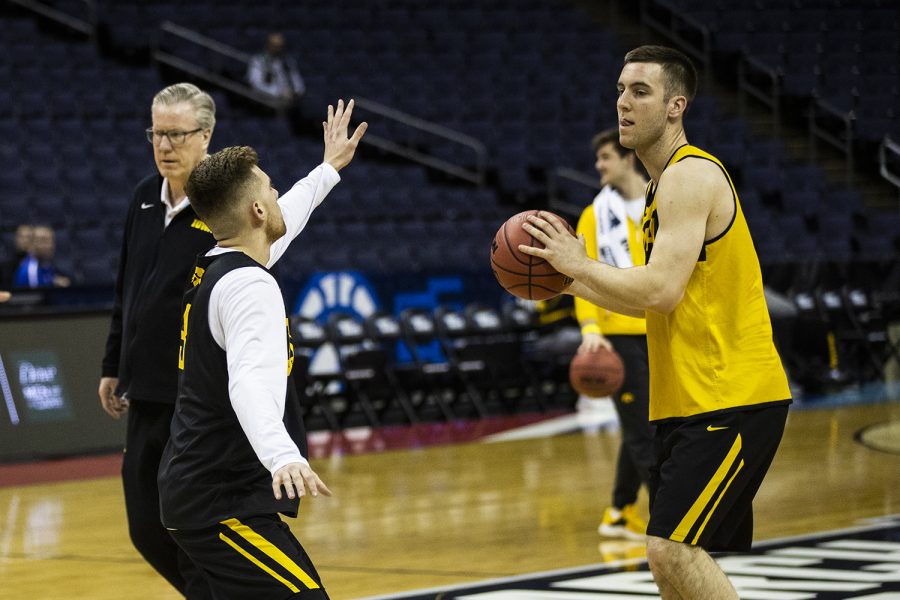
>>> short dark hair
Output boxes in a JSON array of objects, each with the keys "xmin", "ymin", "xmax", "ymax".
[
  {"xmin": 185, "ymin": 146, "xmax": 259, "ymax": 226},
  {"xmin": 591, "ymin": 127, "xmax": 631, "ymax": 157},
  {"xmin": 624, "ymin": 45, "xmax": 698, "ymax": 105}
]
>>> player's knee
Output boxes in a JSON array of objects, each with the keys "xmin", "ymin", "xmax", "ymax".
[{"xmin": 646, "ymin": 535, "xmax": 682, "ymax": 574}]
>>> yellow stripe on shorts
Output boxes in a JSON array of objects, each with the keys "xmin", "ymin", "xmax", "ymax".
[
  {"xmin": 670, "ymin": 433, "xmax": 743, "ymax": 544},
  {"xmin": 691, "ymin": 458, "xmax": 745, "ymax": 544},
  {"xmin": 218, "ymin": 532, "xmax": 300, "ymax": 593},
  {"xmin": 221, "ymin": 518, "xmax": 319, "ymax": 589}
]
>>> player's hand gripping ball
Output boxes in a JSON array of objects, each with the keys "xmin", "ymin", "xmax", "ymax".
[{"xmin": 491, "ymin": 210, "xmax": 576, "ymax": 300}]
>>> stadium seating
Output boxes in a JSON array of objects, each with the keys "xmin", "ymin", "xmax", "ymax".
[
  {"xmin": 1, "ymin": 0, "xmax": 897, "ymax": 389},
  {"xmin": 652, "ymin": 0, "xmax": 900, "ymax": 143},
  {"xmin": 290, "ymin": 303, "xmax": 569, "ymax": 425}
]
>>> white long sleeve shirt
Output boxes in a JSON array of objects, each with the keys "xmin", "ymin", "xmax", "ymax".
[{"xmin": 204, "ymin": 162, "xmax": 339, "ymax": 475}]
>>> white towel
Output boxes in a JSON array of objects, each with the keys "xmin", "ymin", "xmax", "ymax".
[{"xmin": 592, "ymin": 185, "xmax": 634, "ymax": 268}]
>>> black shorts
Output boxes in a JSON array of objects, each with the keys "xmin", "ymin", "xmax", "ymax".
[
  {"xmin": 647, "ymin": 403, "xmax": 789, "ymax": 552},
  {"xmin": 168, "ymin": 514, "xmax": 328, "ymax": 600}
]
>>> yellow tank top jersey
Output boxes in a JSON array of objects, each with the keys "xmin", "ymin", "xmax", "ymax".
[
  {"xmin": 642, "ymin": 145, "xmax": 790, "ymax": 422},
  {"xmin": 575, "ymin": 203, "xmax": 646, "ymax": 335}
]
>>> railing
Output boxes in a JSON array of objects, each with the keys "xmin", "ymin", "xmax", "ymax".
[
  {"xmin": 152, "ymin": 22, "xmax": 290, "ymax": 111},
  {"xmin": 737, "ymin": 53, "xmax": 781, "ymax": 140},
  {"xmin": 349, "ymin": 97, "xmax": 488, "ymax": 186},
  {"xmin": 638, "ymin": 0, "xmax": 875, "ymax": 192},
  {"xmin": 7, "ymin": 0, "xmax": 96, "ymax": 36},
  {"xmin": 878, "ymin": 136, "xmax": 900, "ymax": 206},
  {"xmin": 809, "ymin": 98, "xmax": 855, "ymax": 185},
  {"xmin": 638, "ymin": 0, "xmax": 712, "ymax": 89},
  {"xmin": 152, "ymin": 22, "xmax": 487, "ymax": 185},
  {"xmin": 547, "ymin": 167, "xmax": 601, "ymax": 219}
]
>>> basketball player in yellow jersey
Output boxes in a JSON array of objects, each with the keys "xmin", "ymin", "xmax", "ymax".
[
  {"xmin": 576, "ymin": 128, "xmax": 655, "ymax": 541},
  {"xmin": 521, "ymin": 45, "xmax": 791, "ymax": 599}
]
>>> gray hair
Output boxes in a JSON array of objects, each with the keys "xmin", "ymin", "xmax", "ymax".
[{"xmin": 152, "ymin": 82, "xmax": 216, "ymax": 131}]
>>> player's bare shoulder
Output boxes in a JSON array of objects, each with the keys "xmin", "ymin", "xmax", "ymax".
[
  {"xmin": 661, "ymin": 158, "xmax": 728, "ymax": 197},
  {"xmin": 657, "ymin": 158, "xmax": 733, "ymax": 239}
]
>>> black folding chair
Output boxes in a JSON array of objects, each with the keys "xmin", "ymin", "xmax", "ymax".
[
  {"xmin": 467, "ymin": 303, "xmax": 548, "ymax": 413},
  {"xmin": 838, "ymin": 284, "xmax": 900, "ymax": 381},
  {"xmin": 396, "ymin": 307, "xmax": 461, "ymax": 422},
  {"xmin": 326, "ymin": 312, "xmax": 418, "ymax": 427},
  {"xmin": 502, "ymin": 302, "xmax": 570, "ymax": 408},
  {"xmin": 785, "ymin": 263, "xmax": 849, "ymax": 392},
  {"xmin": 433, "ymin": 305, "xmax": 493, "ymax": 417},
  {"xmin": 363, "ymin": 310, "xmax": 433, "ymax": 423}
]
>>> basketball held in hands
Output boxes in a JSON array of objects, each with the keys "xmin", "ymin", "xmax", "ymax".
[{"xmin": 490, "ymin": 210, "xmax": 576, "ymax": 300}]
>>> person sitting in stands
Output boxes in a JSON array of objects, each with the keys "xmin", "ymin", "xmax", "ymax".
[
  {"xmin": 1, "ymin": 224, "xmax": 33, "ymax": 288},
  {"xmin": 247, "ymin": 32, "xmax": 306, "ymax": 102},
  {"xmin": 14, "ymin": 224, "xmax": 70, "ymax": 289}
]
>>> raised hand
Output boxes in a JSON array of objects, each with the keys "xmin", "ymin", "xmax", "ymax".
[{"xmin": 323, "ymin": 98, "xmax": 368, "ymax": 172}]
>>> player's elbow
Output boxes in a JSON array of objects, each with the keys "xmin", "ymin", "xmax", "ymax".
[{"xmin": 646, "ymin": 283, "xmax": 684, "ymax": 315}]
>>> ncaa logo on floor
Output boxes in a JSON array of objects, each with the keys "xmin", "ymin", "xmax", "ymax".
[{"xmin": 365, "ymin": 516, "xmax": 900, "ymax": 600}]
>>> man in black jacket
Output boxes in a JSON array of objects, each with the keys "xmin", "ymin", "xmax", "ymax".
[{"xmin": 99, "ymin": 82, "xmax": 217, "ymax": 598}]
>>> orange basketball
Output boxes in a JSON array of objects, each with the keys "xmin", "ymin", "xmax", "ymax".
[
  {"xmin": 490, "ymin": 210, "xmax": 575, "ymax": 300},
  {"xmin": 569, "ymin": 348, "xmax": 625, "ymax": 397}
]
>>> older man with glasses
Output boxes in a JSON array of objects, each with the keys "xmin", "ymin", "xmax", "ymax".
[{"xmin": 98, "ymin": 82, "xmax": 217, "ymax": 598}]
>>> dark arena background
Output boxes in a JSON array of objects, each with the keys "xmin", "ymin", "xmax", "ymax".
[{"xmin": 0, "ymin": 0, "xmax": 898, "ymax": 598}]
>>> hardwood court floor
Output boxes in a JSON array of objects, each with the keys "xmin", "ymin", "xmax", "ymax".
[{"xmin": 1, "ymin": 401, "xmax": 898, "ymax": 600}]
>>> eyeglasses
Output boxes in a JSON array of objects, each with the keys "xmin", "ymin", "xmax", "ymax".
[{"xmin": 145, "ymin": 128, "xmax": 203, "ymax": 146}]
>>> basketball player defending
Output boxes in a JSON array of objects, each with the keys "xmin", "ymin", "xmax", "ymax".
[
  {"xmin": 158, "ymin": 99, "xmax": 366, "ymax": 598},
  {"xmin": 576, "ymin": 128, "xmax": 655, "ymax": 542},
  {"xmin": 521, "ymin": 46, "xmax": 791, "ymax": 599}
]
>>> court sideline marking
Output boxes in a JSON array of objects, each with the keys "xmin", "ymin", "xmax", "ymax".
[{"xmin": 356, "ymin": 516, "xmax": 900, "ymax": 600}]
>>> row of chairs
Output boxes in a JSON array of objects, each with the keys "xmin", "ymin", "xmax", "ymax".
[
  {"xmin": 777, "ymin": 260, "xmax": 900, "ymax": 392},
  {"xmin": 289, "ymin": 303, "xmax": 567, "ymax": 431},
  {"xmin": 796, "ymin": 292, "xmax": 900, "ymax": 383}
]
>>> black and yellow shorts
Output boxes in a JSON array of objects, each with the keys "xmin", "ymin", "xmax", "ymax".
[
  {"xmin": 647, "ymin": 403, "xmax": 790, "ymax": 552},
  {"xmin": 169, "ymin": 514, "xmax": 328, "ymax": 599}
]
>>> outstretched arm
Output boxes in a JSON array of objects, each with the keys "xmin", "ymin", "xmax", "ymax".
[
  {"xmin": 521, "ymin": 161, "xmax": 711, "ymax": 316},
  {"xmin": 268, "ymin": 99, "xmax": 368, "ymax": 267},
  {"xmin": 568, "ymin": 278, "xmax": 647, "ymax": 318}
]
